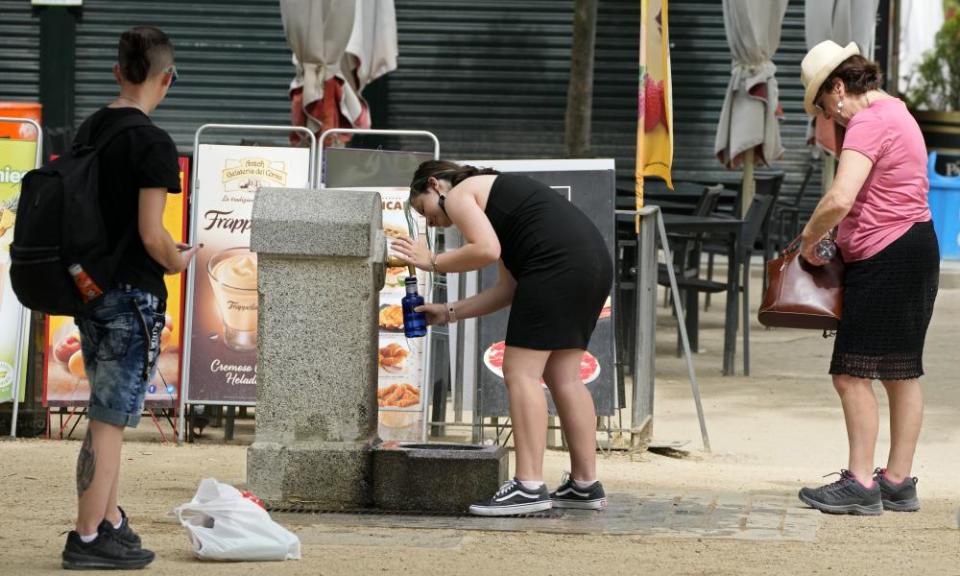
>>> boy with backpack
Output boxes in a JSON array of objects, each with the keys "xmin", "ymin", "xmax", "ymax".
[{"xmin": 15, "ymin": 26, "xmax": 197, "ymax": 570}]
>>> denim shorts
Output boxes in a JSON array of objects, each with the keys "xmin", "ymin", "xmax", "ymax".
[{"xmin": 76, "ymin": 286, "xmax": 165, "ymax": 428}]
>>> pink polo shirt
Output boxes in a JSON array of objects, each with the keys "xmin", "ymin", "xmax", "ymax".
[{"xmin": 837, "ymin": 98, "xmax": 930, "ymax": 262}]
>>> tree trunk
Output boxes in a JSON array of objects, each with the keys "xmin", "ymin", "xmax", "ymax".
[{"xmin": 565, "ymin": 0, "xmax": 598, "ymax": 158}]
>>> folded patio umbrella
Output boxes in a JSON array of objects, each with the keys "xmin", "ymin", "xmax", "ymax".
[
  {"xmin": 714, "ymin": 0, "xmax": 788, "ymax": 171},
  {"xmin": 714, "ymin": 0, "xmax": 788, "ymax": 215},
  {"xmin": 281, "ymin": 0, "xmax": 398, "ymax": 146}
]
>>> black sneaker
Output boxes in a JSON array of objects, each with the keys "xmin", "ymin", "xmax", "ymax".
[
  {"xmin": 468, "ymin": 478, "xmax": 553, "ymax": 516},
  {"xmin": 798, "ymin": 469, "xmax": 883, "ymax": 515},
  {"xmin": 62, "ymin": 528, "xmax": 155, "ymax": 570},
  {"xmin": 98, "ymin": 506, "xmax": 142, "ymax": 549},
  {"xmin": 874, "ymin": 468, "xmax": 921, "ymax": 512},
  {"xmin": 550, "ymin": 472, "xmax": 608, "ymax": 510}
]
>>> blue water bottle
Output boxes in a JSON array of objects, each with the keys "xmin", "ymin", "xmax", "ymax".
[{"xmin": 402, "ymin": 277, "xmax": 427, "ymax": 338}]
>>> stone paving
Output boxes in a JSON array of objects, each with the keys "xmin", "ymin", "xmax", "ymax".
[{"xmin": 276, "ymin": 490, "xmax": 820, "ymax": 543}]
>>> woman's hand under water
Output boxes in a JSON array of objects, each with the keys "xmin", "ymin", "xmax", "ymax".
[{"xmin": 391, "ymin": 236, "xmax": 434, "ymax": 271}]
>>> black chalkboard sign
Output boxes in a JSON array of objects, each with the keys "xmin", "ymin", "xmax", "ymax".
[{"xmin": 469, "ymin": 164, "xmax": 618, "ymax": 417}]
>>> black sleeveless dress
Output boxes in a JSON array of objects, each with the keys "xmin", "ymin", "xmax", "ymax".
[{"xmin": 483, "ymin": 174, "xmax": 613, "ymax": 350}]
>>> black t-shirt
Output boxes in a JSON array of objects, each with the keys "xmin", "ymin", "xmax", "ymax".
[{"xmin": 75, "ymin": 107, "xmax": 181, "ymax": 300}]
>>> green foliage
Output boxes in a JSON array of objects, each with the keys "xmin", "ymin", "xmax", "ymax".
[{"xmin": 906, "ymin": 13, "xmax": 960, "ymax": 111}]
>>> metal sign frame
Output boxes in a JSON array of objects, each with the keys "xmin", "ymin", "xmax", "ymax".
[
  {"xmin": 317, "ymin": 128, "xmax": 440, "ymax": 441},
  {"xmin": 0, "ymin": 117, "xmax": 42, "ymax": 439},
  {"xmin": 177, "ymin": 124, "xmax": 317, "ymax": 443}
]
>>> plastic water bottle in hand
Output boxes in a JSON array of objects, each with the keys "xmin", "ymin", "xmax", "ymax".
[
  {"xmin": 815, "ymin": 239, "xmax": 837, "ymax": 260},
  {"xmin": 401, "ymin": 277, "xmax": 427, "ymax": 338}
]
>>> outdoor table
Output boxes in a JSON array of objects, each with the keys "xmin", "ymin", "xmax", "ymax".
[
  {"xmin": 644, "ymin": 198, "xmax": 702, "ymax": 213},
  {"xmin": 644, "ymin": 186, "xmax": 740, "ymax": 212},
  {"xmin": 660, "ymin": 214, "xmax": 743, "ymax": 376}
]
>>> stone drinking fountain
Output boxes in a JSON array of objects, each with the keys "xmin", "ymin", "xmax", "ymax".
[{"xmin": 246, "ymin": 187, "xmax": 507, "ymax": 512}]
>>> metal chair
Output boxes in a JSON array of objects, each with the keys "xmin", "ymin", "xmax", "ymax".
[
  {"xmin": 657, "ymin": 194, "xmax": 776, "ymax": 375},
  {"xmin": 704, "ymin": 172, "xmax": 784, "ymax": 309},
  {"xmin": 659, "ymin": 185, "xmax": 723, "ymax": 307}
]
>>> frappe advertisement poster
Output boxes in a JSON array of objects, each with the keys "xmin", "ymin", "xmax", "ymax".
[
  {"xmin": 44, "ymin": 157, "xmax": 191, "ymax": 408},
  {"xmin": 0, "ymin": 139, "xmax": 35, "ymax": 404},
  {"xmin": 185, "ymin": 145, "xmax": 311, "ymax": 404}
]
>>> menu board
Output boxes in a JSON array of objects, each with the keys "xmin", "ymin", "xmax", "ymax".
[
  {"xmin": 183, "ymin": 145, "xmax": 312, "ymax": 405},
  {"xmin": 368, "ymin": 187, "xmax": 430, "ymax": 442}
]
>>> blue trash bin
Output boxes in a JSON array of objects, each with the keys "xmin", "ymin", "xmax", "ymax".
[{"xmin": 928, "ymin": 152, "xmax": 960, "ymax": 259}]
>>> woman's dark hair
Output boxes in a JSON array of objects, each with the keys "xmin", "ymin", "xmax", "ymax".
[
  {"xmin": 817, "ymin": 54, "xmax": 883, "ymax": 102},
  {"xmin": 118, "ymin": 26, "xmax": 174, "ymax": 84},
  {"xmin": 409, "ymin": 160, "xmax": 499, "ymax": 200}
]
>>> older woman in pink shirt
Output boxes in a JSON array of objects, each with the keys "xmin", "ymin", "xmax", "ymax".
[{"xmin": 796, "ymin": 41, "xmax": 939, "ymax": 516}]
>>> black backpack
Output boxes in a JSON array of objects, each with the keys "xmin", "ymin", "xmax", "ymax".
[{"xmin": 10, "ymin": 114, "xmax": 151, "ymax": 316}]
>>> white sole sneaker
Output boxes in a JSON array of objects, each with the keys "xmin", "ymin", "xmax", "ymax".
[
  {"xmin": 552, "ymin": 497, "xmax": 607, "ymax": 510},
  {"xmin": 468, "ymin": 499, "xmax": 553, "ymax": 517}
]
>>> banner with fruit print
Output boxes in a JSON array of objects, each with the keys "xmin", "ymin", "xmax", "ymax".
[
  {"xmin": 635, "ymin": 0, "xmax": 674, "ymax": 205},
  {"xmin": 182, "ymin": 145, "xmax": 311, "ymax": 405},
  {"xmin": 43, "ymin": 157, "xmax": 192, "ymax": 408},
  {"xmin": 0, "ymin": 139, "xmax": 37, "ymax": 404}
]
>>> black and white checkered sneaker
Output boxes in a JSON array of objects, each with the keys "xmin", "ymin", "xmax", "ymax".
[
  {"xmin": 550, "ymin": 472, "xmax": 608, "ymax": 510},
  {"xmin": 468, "ymin": 478, "xmax": 553, "ymax": 516}
]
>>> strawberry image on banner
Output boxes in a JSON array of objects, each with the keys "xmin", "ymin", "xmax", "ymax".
[{"xmin": 636, "ymin": 0, "xmax": 674, "ymax": 210}]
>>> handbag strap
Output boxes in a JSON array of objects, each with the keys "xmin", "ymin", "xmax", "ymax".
[
  {"xmin": 779, "ymin": 236, "xmax": 802, "ymax": 268},
  {"xmin": 782, "ymin": 237, "xmax": 801, "ymax": 255}
]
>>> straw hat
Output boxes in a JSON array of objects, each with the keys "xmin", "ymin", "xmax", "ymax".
[{"xmin": 801, "ymin": 40, "xmax": 860, "ymax": 116}]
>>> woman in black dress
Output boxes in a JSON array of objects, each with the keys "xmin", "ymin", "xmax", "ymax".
[{"xmin": 392, "ymin": 160, "xmax": 613, "ymax": 516}]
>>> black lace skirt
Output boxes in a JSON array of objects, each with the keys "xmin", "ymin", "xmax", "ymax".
[{"xmin": 830, "ymin": 221, "xmax": 939, "ymax": 380}]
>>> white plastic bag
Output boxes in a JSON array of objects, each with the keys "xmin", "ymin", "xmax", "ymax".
[{"xmin": 173, "ymin": 478, "xmax": 301, "ymax": 561}]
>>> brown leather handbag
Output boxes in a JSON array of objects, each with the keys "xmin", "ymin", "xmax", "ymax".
[{"xmin": 758, "ymin": 238, "xmax": 844, "ymax": 330}]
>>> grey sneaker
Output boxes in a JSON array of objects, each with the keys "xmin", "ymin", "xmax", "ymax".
[
  {"xmin": 468, "ymin": 478, "xmax": 553, "ymax": 516},
  {"xmin": 874, "ymin": 468, "xmax": 920, "ymax": 512},
  {"xmin": 550, "ymin": 472, "xmax": 608, "ymax": 510},
  {"xmin": 798, "ymin": 469, "xmax": 882, "ymax": 515}
]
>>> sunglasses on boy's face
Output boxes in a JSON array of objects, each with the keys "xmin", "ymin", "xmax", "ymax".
[{"xmin": 164, "ymin": 65, "xmax": 178, "ymax": 88}]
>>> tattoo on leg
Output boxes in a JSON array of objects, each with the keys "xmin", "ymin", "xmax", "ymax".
[{"xmin": 76, "ymin": 428, "xmax": 95, "ymax": 497}]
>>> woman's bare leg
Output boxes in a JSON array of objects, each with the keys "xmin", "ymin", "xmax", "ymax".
[
  {"xmin": 542, "ymin": 349, "xmax": 597, "ymax": 482},
  {"xmin": 502, "ymin": 346, "xmax": 551, "ymax": 481},
  {"xmin": 880, "ymin": 378, "xmax": 923, "ymax": 483},
  {"xmin": 834, "ymin": 374, "xmax": 878, "ymax": 483}
]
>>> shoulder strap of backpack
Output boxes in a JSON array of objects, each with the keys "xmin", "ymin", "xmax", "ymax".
[
  {"xmin": 92, "ymin": 114, "xmax": 155, "ymax": 152},
  {"xmin": 75, "ymin": 113, "xmax": 154, "ymax": 152}
]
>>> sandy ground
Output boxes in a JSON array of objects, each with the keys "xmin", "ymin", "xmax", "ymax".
[{"xmin": 2, "ymin": 273, "xmax": 959, "ymax": 575}]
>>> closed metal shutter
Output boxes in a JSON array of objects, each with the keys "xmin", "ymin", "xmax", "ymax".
[
  {"xmin": 0, "ymin": 1, "xmax": 41, "ymax": 102},
  {"xmin": 391, "ymin": 0, "xmax": 815, "ymax": 203},
  {"xmin": 74, "ymin": 0, "xmax": 295, "ymax": 154},
  {"xmin": 389, "ymin": 0, "xmax": 575, "ymax": 158}
]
